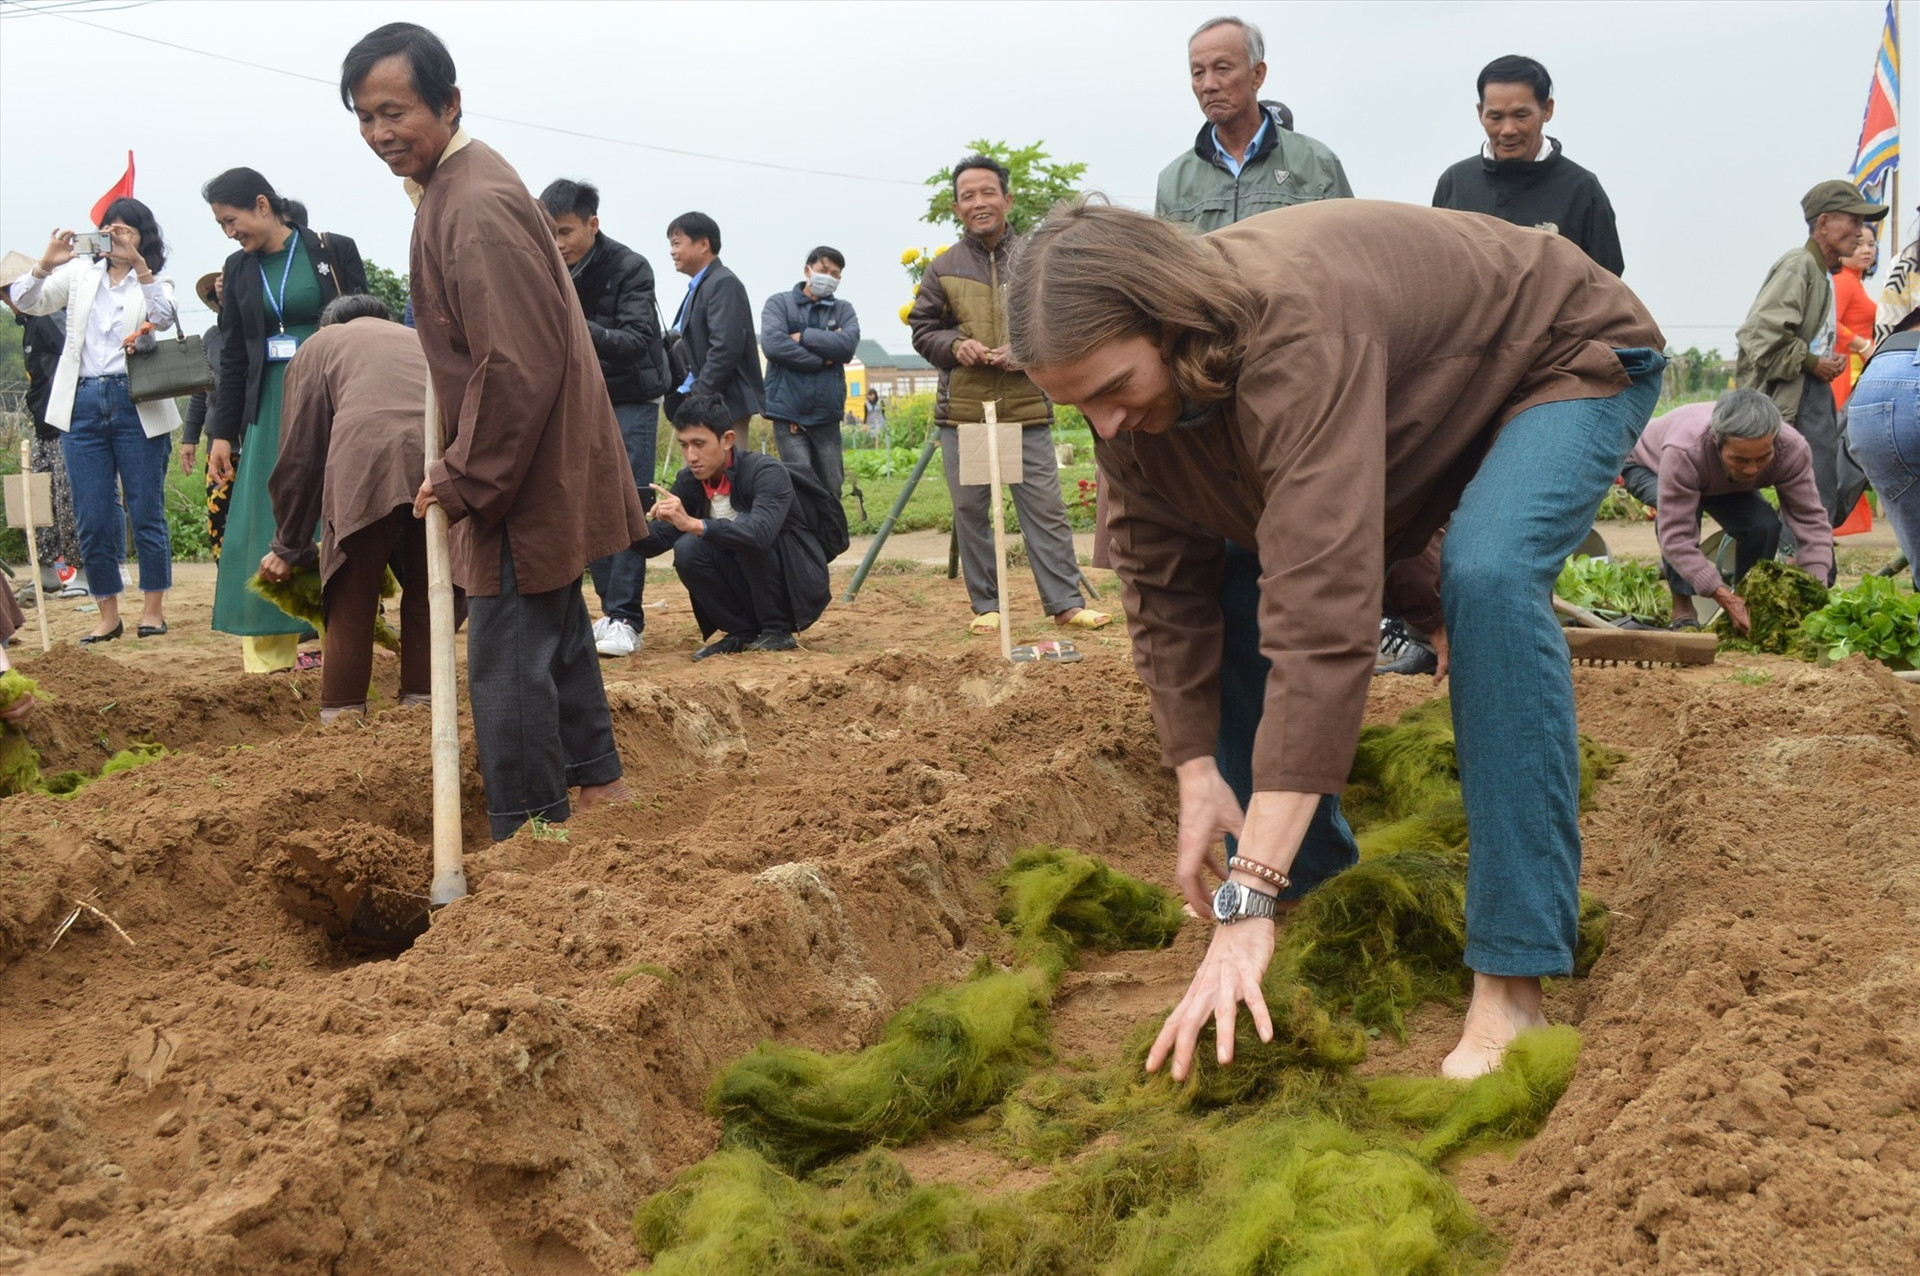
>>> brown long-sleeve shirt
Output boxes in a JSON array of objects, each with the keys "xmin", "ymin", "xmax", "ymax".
[
  {"xmin": 268, "ymin": 317, "xmax": 430, "ymax": 583},
  {"xmin": 409, "ymin": 138, "xmax": 647, "ymax": 595},
  {"xmin": 1099, "ymin": 201, "xmax": 1663, "ymax": 793}
]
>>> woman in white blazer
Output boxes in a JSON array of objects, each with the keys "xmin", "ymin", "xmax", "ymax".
[{"xmin": 8, "ymin": 199, "xmax": 178, "ymax": 643}]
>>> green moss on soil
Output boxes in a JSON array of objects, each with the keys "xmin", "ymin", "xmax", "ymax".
[
  {"xmin": 637, "ymin": 699, "xmax": 1616, "ymax": 1275},
  {"xmin": 250, "ymin": 566, "xmax": 401, "ymax": 652}
]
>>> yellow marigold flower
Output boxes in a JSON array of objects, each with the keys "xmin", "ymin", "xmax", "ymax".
[
  {"xmin": 933, "ymin": 244, "xmax": 949, "ymax": 256},
  {"xmin": 898, "ymin": 303, "xmax": 913, "ymax": 324},
  {"xmin": 900, "ymin": 248, "xmax": 921, "ymax": 265}
]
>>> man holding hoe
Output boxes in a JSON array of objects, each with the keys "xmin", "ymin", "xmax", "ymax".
[{"xmin": 340, "ymin": 22, "xmax": 647, "ymax": 840}]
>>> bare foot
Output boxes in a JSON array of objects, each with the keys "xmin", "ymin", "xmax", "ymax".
[
  {"xmin": 1441, "ymin": 972, "xmax": 1546, "ymax": 1079},
  {"xmin": 575, "ymin": 779, "xmax": 631, "ymax": 814}
]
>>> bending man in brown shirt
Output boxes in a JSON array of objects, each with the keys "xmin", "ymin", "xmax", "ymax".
[
  {"xmin": 340, "ymin": 23, "xmax": 648, "ymax": 840},
  {"xmin": 1009, "ymin": 200, "xmax": 1665, "ymax": 1080},
  {"xmin": 260, "ymin": 293, "xmax": 433, "ymax": 723}
]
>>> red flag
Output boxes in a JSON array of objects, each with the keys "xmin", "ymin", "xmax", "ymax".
[{"xmin": 90, "ymin": 152, "xmax": 135, "ymax": 228}]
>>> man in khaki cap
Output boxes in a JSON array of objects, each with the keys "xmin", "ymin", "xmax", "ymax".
[{"xmin": 1735, "ymin": 180, "xmax": 1887, "ymax": 522}]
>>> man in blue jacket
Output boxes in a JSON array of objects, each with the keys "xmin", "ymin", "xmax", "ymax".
[{"xmin": 761, "ymin": 247, "xmax": 859, "ymax": 497}]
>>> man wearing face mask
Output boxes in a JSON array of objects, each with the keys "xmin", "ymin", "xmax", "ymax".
[{"xmin": 761, "ymin": 247, "xmax": 860, "ymax": 498}]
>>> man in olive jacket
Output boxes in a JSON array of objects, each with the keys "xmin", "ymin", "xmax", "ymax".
[
  {"xmin": 908, "ymin": 154, "xmax": 1102, "ymax": 633},
  {"xmin": 1154, "ymin": 16, "xmax": 1352, "ymax": 231},
  {"xmin": 1735, "ymin": 180, "xmax": 1886, "ymax": 522},
  {"xmin": 343, "ymin": 22, "xmax": 648, "ymax": 842}
]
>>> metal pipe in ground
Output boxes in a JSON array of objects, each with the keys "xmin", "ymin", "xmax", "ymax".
[{"xmin": 841, "ymin": 436, "xmax": 939, "ymax": 602}]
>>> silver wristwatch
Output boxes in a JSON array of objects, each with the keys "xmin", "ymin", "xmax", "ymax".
[{"xmin": 1212, "ymin": 880, "xmax": 1279, "ymax": 925}]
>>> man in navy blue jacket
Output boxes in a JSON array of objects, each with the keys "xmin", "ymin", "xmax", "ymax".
[{"xmin": 761, "ymin": 247, "xmax": 859, "ymax": 496}]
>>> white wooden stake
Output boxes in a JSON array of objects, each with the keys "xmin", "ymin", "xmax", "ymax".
[
  {"xmin": 18, "ymin": 440, "xmax": 50, "ymax": 653},
  {"xmin": 984, "ymin": 402, "xmax": 1012, "ymax": 661},
  {"xmin": 422, "ymin": 381, "xmax": 466, "ymax": 906}
]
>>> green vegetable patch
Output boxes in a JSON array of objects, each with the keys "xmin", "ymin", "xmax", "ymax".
[{"xmin": 634, "ymin": 700, "xmax": 1620, "ymax": 1275}]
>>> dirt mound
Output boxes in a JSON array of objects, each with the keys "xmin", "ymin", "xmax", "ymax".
[
  {"xmin": 2, "ymin": 572, "xmax": 1916, "ymax": 1274},
  {"xmin": 1474, "ymin": 657, "xmax": 1920, "ymax": 1272},
  {"xmin": 9, "ymin": 645, "xmax": 328, "ymax": 775}
]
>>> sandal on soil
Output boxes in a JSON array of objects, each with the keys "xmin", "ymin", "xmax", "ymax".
[
  {"xmin": 296, "ymin": 650, "xmax": 324, "ymax": 671},
  {"xmin": 1057, "ymin": 608, "xmax": 1112, "ymax": 631},
  {"xmin": 1011, "ymin": 639, "xmax": 1083, "ymax": 663},
  {"xmin": 137, "ymin": 621, "xmax": 169, "ymax": 638},
  {"xmin": 968, "ymin": 611, "xmax": 1001, "ymax": 635}
]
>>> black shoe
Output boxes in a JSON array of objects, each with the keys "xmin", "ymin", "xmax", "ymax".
[
  {"xmin": 1373, "ymin": 616, "xmax": 1437, "ymax": 676},
  {"xmin": 80, "ymin": 621, "xmax": 124, "ymax": 646},
  {"xmin": 137, "ymin": 621, "xmax": 169, "ymax": 638},
  {"xmin": 746, "ymin": 629, "xmax": 798, "ymax": 653},
  {"xmin": 692, "ymin": 633, "xmax": 752, "ymax": 662}
]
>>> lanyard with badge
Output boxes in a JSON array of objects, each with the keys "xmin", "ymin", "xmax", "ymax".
[{"xmin": 261, "ymin": 239, "xmax": 300, "ymax": 362}]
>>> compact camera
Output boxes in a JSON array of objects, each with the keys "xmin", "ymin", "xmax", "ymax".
[{"xmin": 71, "ymin": 231, "xmax": 114, "ymax": 257}]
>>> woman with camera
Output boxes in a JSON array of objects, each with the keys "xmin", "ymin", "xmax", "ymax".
[
  {"xmin": 201, "ymin": 168, "xmax": 368, "ymax": 672},
  {"xmin": 6, "ymin": 200, "xmax": 178, "ymax": 643}
]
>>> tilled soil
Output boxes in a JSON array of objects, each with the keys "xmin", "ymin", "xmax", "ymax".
[{"xmin": 1, "ymin": 570, "xmax": 1916, "ymax": 1274}]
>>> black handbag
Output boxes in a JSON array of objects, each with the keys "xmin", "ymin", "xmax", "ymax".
[{"xmin": 128, "ymin": 289, "xmax": 215, "ymax": 404}]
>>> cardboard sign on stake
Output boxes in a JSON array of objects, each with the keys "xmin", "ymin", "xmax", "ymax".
[{"xmin": 956, "ymin": 421, "xmax": 1024, "ymax": 487}]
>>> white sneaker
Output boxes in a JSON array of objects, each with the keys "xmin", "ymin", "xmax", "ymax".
[
  {"xmin": 591, "ymin": 615, "xmax": 610, "ymax": 642},
  {"xmin": 596, "ymin": 618, "xmax": 639, "ymax": 658}
]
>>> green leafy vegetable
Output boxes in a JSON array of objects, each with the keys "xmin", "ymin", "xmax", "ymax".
[
  {"xmin": 1555, "ymin": 555, "xmax": 1669, "ymax": 623},
  {"xmin": 1799, "ymin": 576, "xmax": 1920, "ymax": 671}
]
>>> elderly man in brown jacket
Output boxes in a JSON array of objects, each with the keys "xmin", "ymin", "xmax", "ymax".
[
  {"xmin": 1009, "ymin": 201, "xmax": 1664, "ymax": 1082},
  {"xmin": 341, "ymin": 22, "xmax": 648, "ymax": 840}
]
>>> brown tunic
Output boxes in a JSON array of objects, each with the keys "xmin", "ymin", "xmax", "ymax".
[
  {"xmin": 268, "ymin": 318, "xmax": 430, "ymax": 582},
  {"xmin": 1099, "ymin": 200, "xmax": 1663, "ymax": 794},
  {"xmin": 409, "ymin": 139, "xmax": 647, "ymax": 595}
]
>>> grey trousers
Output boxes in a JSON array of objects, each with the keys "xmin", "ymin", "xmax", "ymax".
[
  {"xmin": 467, "ymin": 535, "xmax": 623, "ymax": 841},
  {"xmin": 773, "ymin": 419, "xmax": 845, "ymax": 496},
  {"xmin": 939, "ymin": 423, "xmax": 1084, "ymax": 617}
]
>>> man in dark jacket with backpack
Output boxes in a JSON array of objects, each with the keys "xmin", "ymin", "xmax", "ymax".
[
  {"xmin": 637, "ymin": 393, "xmax": 835, "ymax": 661},
  {"xmin": 762, "ymin": 246, "xmax": 860, "ymax": 497},
  {"xmin": 542, "ymin": 178, "xmax": 671, "ymax": 659}
]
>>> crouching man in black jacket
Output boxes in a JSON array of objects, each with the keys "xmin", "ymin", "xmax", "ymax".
[
  {"xmin": 542, "ymin": 178, "xmax": 671, "ymax": 659},
  {"xmin": 637, "ymin": 393, "xmax": 830, "ymax": 661}
]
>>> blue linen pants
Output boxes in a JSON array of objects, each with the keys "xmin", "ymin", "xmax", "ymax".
[
  {"xmin": 1442, "ymin": 348, "xmax": 1665, "ymax": 975},
  {"xmin": 61, "ymin": 375, "xmax": 172, "ymax": 599},
  {"xmin": 1846, "ymin": 345, "xmax": 1920, "ymax": 585}
]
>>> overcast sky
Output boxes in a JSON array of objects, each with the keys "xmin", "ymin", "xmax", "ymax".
[{"xmin": 0, "ymin": 0, "xmax": 1902, "ymax": 361}]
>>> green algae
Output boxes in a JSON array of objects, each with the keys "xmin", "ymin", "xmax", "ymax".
[
  {"xmin": 1710, "ymin": 559, "xmax": 1830, "ymax": 654},
  {"xmin": 636, "ymin": 699, "xmax": 1618, "ymax": 1275},
  {"xmin": 0, "ymin": 671, "xmax": 42, "ymax": 797},
  {"xmin": 249, "ymin": 566, "xmax": 401, "ymax": 652}
]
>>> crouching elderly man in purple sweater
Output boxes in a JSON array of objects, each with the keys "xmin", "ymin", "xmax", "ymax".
[{"xmin": 1618, "ymin": 388, "xmax": 1834, "ymax": 634}]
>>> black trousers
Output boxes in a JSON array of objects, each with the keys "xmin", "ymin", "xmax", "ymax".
[
  {"xmin": 467, "ymin": 535, "xmax": 622, "ymax": 841},
  {"xmin": 1620, "ymin": 464, "xmax": 1781, "ymax": 594},
  {"xmin": 673, "ymin": 534, "xmax": 794, "ymax": 638}
]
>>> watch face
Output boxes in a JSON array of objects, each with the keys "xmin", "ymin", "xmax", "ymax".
[{"xmin": 1212, "ymin": 881, "xmax": 1239, "ymax": 923}]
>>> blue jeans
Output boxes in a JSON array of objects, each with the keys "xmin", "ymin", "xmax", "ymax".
[
  {"xmin": 1847, "ymin": 347, "xmax": 1920, "ymax": 585},
  {"xmin": 1443, "ymin": 348, "xmax": 1665, "ymax": 976},
  {"xmin": 1217, "ymin": 540, "xmax": 1359, "ymax": 899},
  {"xmin": 587, "ymin": 401, "xmax": 659, "ymax": 628},
  {"xmin": 61, "ymin": 376, "xmax": 172, "ymax": 599}
]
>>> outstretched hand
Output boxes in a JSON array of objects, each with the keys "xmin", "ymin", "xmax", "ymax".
[{"xmin": 1146, "ymin": 918, "xmax": 1275, "ymax": 1081}]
